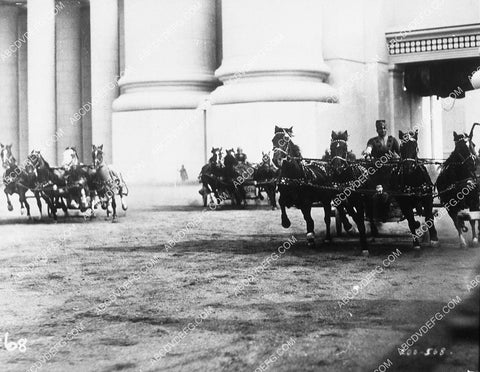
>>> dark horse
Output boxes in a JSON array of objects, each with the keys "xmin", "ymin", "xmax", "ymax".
[
  {"xmin": 272, "ymin": 126, "xmax": 350, "ymax": 247},
  {"xmin": 390, "ymin": 129, "xmax": 439, "ymax": 251},
  {"xmin": 253, "ymin": 151, "xmax": 278, "ymax": 209},
  {"xmin": 328, "ymin": 130, "xmax": 369, "ymax": 255},
  {"xmin": 199, "ymin": 147, "xmax": 245, "ymax": 206},
  {"xmin": 436, "ymin": 124, "xmax": 480, "ymax": 248},
  {"xmin": 1, "ymin": 144, "xmax": 42, "ymax": 219}
]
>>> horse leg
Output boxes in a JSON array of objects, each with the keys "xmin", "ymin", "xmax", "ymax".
[
  {"xmin": 19, "ymin": 190, "xmax": 31, "ymax": 220},
  {"xmin": 111, "ymin": 194, "xmax": 118, "ymax": 222},
  {"xmin": 323, "ymin": 202, "xmax": 332, "ymax": 243},
  {"xmin": 35, "ymin": 192, "xmax": 43, "ymax": 219},
  {"xmin": 345, "ymin": 201, "xmax": 368, "ymax": 256},
  {"xmin": 423, "ymin": 198, "xmax": 439, "ymax": 247},
  {"xmin": 470, "ymin": 219, "xmax": 478, "ymax": 246},
  {"xmin": 120, "ymin": 187, "xmax": 128, "ymax": 211},
  {"xmin": 5, "ymin": 189, "xmax": 13, "ymax": 211},
  {"xmin": 268, "ymin": 185, "xmax": 277, "ymax": 210},
  {"xmin": 401, "ymin": 201, "xmax": 421, "ymax": 252},
  {"xmin": 279, "ymin": 195, "xmax": 291, "ymax": 228},
  {"xmin": 301, "ymin": 205, "xmax": 315, "ymax": 247},
  {"xmin": 450, "ymin": 210, "xmax": 467, "ymax": 249},
  {"xmin": 338, "ymin": 205, "xmax": 353, "ymax": 233}
]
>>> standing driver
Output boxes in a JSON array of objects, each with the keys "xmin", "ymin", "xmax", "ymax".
[
  {"xmin": 363, "ymin": 120, "xmax": 400, "ymax": 223},
  {"xmin": 363, "ymin": 120, "xmax": 400, "ymax": 159}
]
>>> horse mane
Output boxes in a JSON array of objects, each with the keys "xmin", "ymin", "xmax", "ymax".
[
  {"xmin": 290, "ymin": 143, "xmax": 301, "ymax": 158},
  {"xmin": 439, "ymin": 151, "xmax": 457, "ymax": 171}
]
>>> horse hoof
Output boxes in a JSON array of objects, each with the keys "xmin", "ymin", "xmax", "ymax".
[
  {"xmin": 122, "ymin": 203, "xmax": 128, "ymax": 211},
  {"xmin": 473, "ymin": 238, "xmax": 479, "ymax": 246},
  {"xmin": 281, "ymin": 220, "xmax": 291, "ymax": 229},
  {"xmin": 20, "ymin": 208, "xmax": 25, "ymax": 215},
  {"xmin": 361, "ymin": 250, "xmax": 370, "ymax": 257},
  {"xmin": 7, "ymin": 205, "xmax": 13, "ymax": 212},
  {"xmin": 413, "ymin": 245, "xmax": 421, "ymax": 251},
  {"xmin": 430, "ymin": 240, "xmax": 440, "ymax": 248}
]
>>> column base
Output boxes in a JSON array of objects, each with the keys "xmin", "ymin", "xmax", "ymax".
[{"xmin": 210, "ymin": 74, "xmax": 338, "ymax": 105}]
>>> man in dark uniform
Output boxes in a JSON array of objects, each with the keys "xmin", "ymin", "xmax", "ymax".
[
  {"xmin": 363, "ymin": 120, "xmax": 400, "ymax": 223},
  {"xmin": 363, "ymin": 120, "xmax": 400, "ymax": 158},
  {"xmin": 235, "ymin": 147, "xmax": 247, "ymax": 163}
]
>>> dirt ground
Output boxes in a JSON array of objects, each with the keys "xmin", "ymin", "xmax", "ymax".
[{"xmin": 0, "ymin": 184, "xmax": 478, "ymax": 372}]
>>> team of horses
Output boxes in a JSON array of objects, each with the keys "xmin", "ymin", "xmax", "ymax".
[
  {"xmin": 272, "ymin": 123, "xmax": 480, "ymax": 256},
  {"xmin": 0, "ymin": 144, "xmax": 128, "ymax": 222},
  {"xmin": 199, "ymin": 147, "xmax": 278, "ymax": 208}
]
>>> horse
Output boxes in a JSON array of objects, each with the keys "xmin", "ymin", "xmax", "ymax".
[
  {"xmin": 199, "ymin": 147, "xmax": 245, "ymax": 206},
  {"xmin": 253, "ymin": 151, "xmax": 278, "ymax": 209},
  {"xmin": 390, "ymin": 129, "xmax": 439, "ymax": 251},
  {"xmin": 328, "ymin": 130, "xmax": 369, "ymax": 255},
  {"xmin": 272, "ymin": 126, "xmax": 349, "ymax": 247},
  {"xmin": 1, "ymin": 144, "xmax": 42, "ymax": 219},
  {"xmin": 61, "ymin": 147, "xmax": 91, "ymax": 212},
  {"xmin": 28, "ymin": 150, "xmax": 66, "ymax": 221},
  {"xmin": 92, "ymin": 144, "xmax": 128, "ymax": 222},
  {"xmin": 199, "ymin": 147, "xmax": 224, "ymax": 205},
  {"xmin": 436, "ymin": 125, "xmax": 480, "ymax": 248}
]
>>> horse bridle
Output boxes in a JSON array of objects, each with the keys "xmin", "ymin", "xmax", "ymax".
[
  {"xmin": 455, "ymin": 137, "xmax": 477, "ymax": 165},
  {"xmin": 272, "ymin": 129, "xmax": 293, "ymax": 158},
  {"xmin": 330, "ymin": 139, "xmax": 349, "ymax": 164},
  {"xmin": 1, "ymin": 150, "xmax": 15, "ymax": 169}
]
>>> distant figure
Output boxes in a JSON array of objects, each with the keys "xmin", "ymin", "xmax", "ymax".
[
  {"xmin": 179, "ymin": 165, "xmax": 188, "ymax": 182},
  {"xmin": 235, "ymin": 147, "xmax": 247, "ymax": 163}
]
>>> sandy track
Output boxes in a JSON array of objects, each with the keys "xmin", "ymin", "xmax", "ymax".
[{"xmin": 0, "ymin": 185, "xmax": 478, "ymax": 372}]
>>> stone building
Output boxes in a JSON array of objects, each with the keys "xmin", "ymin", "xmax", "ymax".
[{"xmin": 0, "ymin": 0, "xmax": 479, "ymax": 183}]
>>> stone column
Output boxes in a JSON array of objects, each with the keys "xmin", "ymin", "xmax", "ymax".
[
  {"xmin": 56, "ymin": 0, "xmax": 82, "ymax": 163},
  {"xmin": 210, "ymin": 0, "xmax": 336, "ymax": 104},
  {"xmin": 113, "ymin": 0, "xmax": 217, "ymax": 111},
  {"xmin": 18, "ymin": 9, "xmax": 28, "ymax": 162},
  {"xmin": 0, "ymin": 5, "xmax": 19, "ymax": 160},
  {"xmin": 90, "ymin": 0, "xmax": 118, "ymax": 164},
  {"xmin": 111, "ymin": 0, "xmax": 217, "ymax": 183},
  {"xmin": 80, "ymin": 4, "xmax": 92, "ymax": 162},
  {"xmin": 27, "ymin": 0, "xmax": 57, "ymax": 163}
]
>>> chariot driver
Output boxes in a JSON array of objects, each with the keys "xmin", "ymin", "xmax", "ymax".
[
  {"xmin": 363, "ymin": 120, "xmax": 399, "ymax": 222},
  {"xmin": 235, "ymin": 147, "xmax": 247, "ymax": 163},
  {"xmin": 363, "ymin": 120, "xmax": 400, "ymax": 159}
]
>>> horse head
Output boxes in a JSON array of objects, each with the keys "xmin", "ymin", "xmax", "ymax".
[
  {"xmin": 453, "ymin": 131, "xmax": 477, "ymax": 173},
  {"xmin": 399, "ymin": 129, "xmax": 419, "ymax": 174},
  {"xmin": 272, "ymin": 126, "xmax": 296, "ymax": 168},
  {"xmin": 92, "ymin": 144, "xmax": 104, "ymax": 167},
  {"xmin": 62, "ymin": 147, "xmax": 79, "ymax": 170},
  {"xmin": 329, "ymin": 130, "xmax": 349, "ymax": 174},
  {"xmin": 0, "ymin": 143, "xmax": 15, "ymax": 169}
]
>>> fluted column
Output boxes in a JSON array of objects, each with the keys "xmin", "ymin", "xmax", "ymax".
[
  {"xmin": 0, "ymin": 5, "xmax": 19, "ymax": 160},
  {"xmin": 210, "ymin": 0, "xmax": 336, "ymax": 104},
  {"xmin": 56, "ymin": 0, "xmax": 82, "ymax": 163},
  {"xmin": 113, "ymin": 0, "xmax": 217, "ymax": 111},
  {"xmin": 18, "ymin": 9, "xmax": 28, "ymax": 162},
  {"xmin": 27, "ymin": 0, "xmax": 56, "ymax": 162},
  {"xmin": 90, "ymin": 0, "xmax": 118, "ymax": 163}
]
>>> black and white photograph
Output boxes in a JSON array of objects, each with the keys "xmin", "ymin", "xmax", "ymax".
[{"xmin": 0, "ymin": 0, "xmax": 479, "ymax": 371}]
